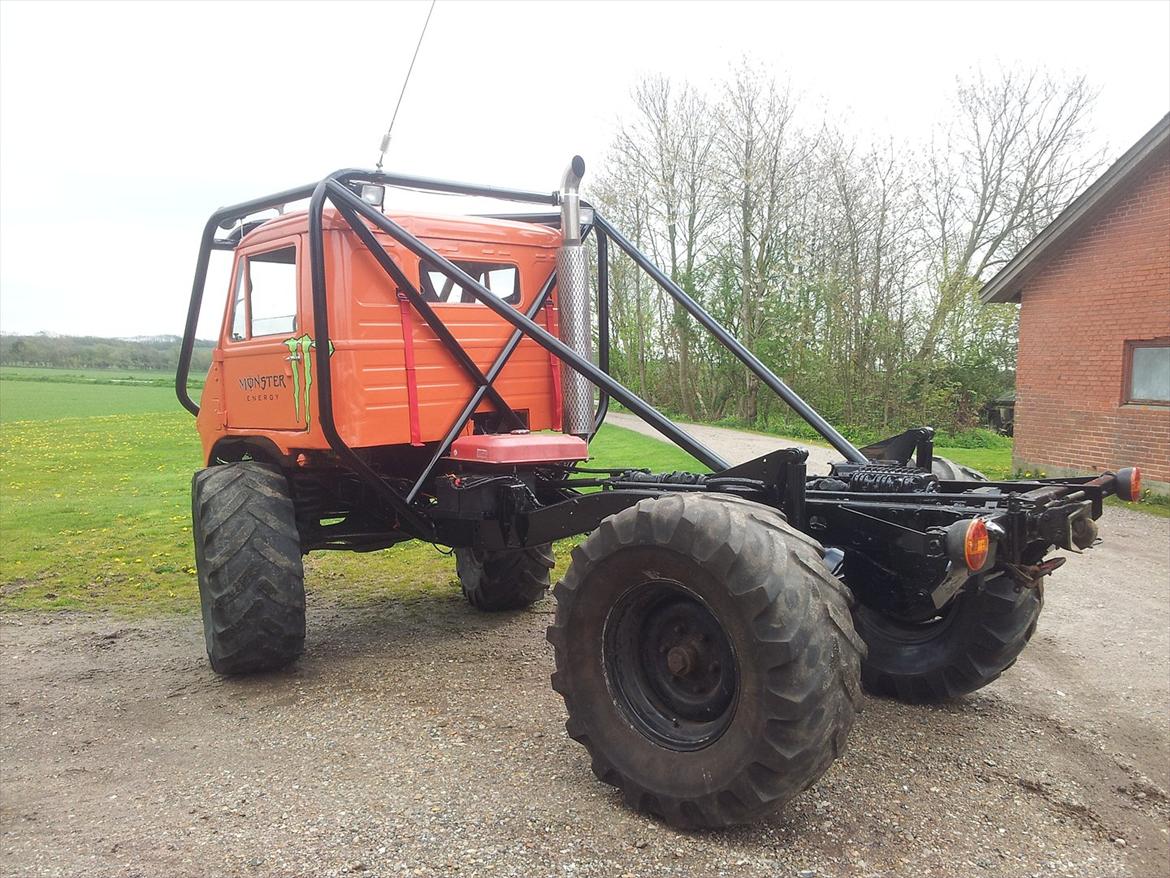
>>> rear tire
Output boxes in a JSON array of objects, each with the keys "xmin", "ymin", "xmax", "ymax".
[
  {"xmin": 853, "ymin": 571, "xmax": 1042, "ymax": 703},
  {"xmin": 455, "ymin": 544, "xmax": 553, "ymax": 611},
  {"xmin": 192, "ymin": 462, "xmax": 306, "ymax": 675},
  {"xmin": 547, "ymin": 493, "xmax": 863, "ymax": 829},
  {"xmin": 931, "ymin": 456, "xmax": 988, "ymax": 481}
]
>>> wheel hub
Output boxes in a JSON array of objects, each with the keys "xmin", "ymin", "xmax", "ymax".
[{"xmin": 665, "ymin": 645, "xmax": 694, "ymax": 677}]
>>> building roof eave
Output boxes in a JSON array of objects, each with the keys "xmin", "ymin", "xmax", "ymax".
[{"xmin": 979, "ymin": 112, "xmax": 1170, "ymax": 305}]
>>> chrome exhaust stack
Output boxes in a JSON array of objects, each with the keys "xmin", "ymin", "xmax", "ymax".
[{"xmin": 556, "ymin": 155, "xmax": 593, "ymax": 438}]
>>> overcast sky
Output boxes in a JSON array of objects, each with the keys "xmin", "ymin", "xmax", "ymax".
[{"xmin": 1, "ymin": 0, "xmax": 1167, "ymax": 339}]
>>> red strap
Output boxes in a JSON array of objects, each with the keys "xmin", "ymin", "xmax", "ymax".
[
  {"xmin": 397, "ymin": 292, "xmax": 423, "ymax": 446},
  {"xmin": 544, "ymin": 298, "xmax": 563, "ymax": 432}
]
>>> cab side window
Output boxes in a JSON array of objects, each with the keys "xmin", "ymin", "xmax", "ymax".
[{"xmin": 228, "ymin": 245, "xmax": 298, "ymax": 340}]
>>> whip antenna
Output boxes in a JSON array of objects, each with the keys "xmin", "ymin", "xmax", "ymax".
[{"xmin": 375, "ymin": 0, "xmax": 437, "ymax": 171}]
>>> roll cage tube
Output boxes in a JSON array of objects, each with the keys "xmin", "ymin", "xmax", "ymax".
[
  {"xmin": 176, "ymin": 168, "xmax": 564, "ymax": 417},
  {"xmin": 321, "ymin": 177, "xmax": 728, "ymax": 471}
]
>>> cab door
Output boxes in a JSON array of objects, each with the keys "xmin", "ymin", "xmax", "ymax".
[{"xmin": 221, "ymin": 239, "xmax": 309, "ymax": 431}]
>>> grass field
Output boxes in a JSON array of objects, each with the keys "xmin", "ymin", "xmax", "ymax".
[
  {"xmin": 0, "ymin": 364, "xmax": 207, "ymax": 421},
  {"xmin": 0, "ymin": 375, "xmax": 182, "ymax": 421},
  {"xmin": 934, "ymin": 446, "xmax": 1012, "ymax": 480},
  {"xmin": 0, "ymin": 365, "xmax": 205, "ymax": 385},
  {"xmin": 0, "ymin": 370, "xmax": 702, "ymax": 615},
  {"xmin": 1, "ymin": 365, "xmax": 173, "ymax": 382}
]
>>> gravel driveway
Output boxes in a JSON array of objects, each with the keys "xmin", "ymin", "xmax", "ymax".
[
  {"xmin": 607, "ymin": 413, "xmax": 842, "ymax": 475},
  {"xmin": 2, "ymin": 420, "xmax": 1167, "ymax": 878}
]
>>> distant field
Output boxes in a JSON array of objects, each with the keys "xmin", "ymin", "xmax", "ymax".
[
  {"xmin": 0, "ymin": 375, "xmax": 183, "ymax": 421},
  {"xmin": 0, "ymin": 366, "xmax": 205, "ymax": 422},
  {"xmin": 0, "ymin": 365, "xmax": 205, "ymax": 385},
  {"xmin": 1, "ymin": 365, "xmax": 170, "ymax": 381}
]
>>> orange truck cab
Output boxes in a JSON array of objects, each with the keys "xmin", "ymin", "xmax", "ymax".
[{"xmin": 197, "ymin": 210, "xmax": 567, "ymax": 468}]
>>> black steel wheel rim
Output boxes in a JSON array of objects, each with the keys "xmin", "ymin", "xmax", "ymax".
[
  {"xmin": 603, "ymin": 579, "xmax": 738, "ymax": 751},
  {"xmin": 857, "ymin": 597, "xmax": 962, "ymax": 644}
]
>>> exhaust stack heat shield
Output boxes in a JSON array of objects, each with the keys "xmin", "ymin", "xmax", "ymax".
[{"xmin": 557, "ymin": 156, "xmax": 594, "ymax": 438}]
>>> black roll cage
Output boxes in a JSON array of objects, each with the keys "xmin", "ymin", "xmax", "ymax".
[
  {"xmin": 177, "ymin": 168, "xmax": 869, "ymax": 529},
  {"xmin": 177, "ymin": 167, "xmax": 1127, "ymax": 590}
]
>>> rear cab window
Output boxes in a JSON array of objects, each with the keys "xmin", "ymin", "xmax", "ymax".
[{"xmin": 419, "ymin": 259, "xmax": 520, "ymax": 305}]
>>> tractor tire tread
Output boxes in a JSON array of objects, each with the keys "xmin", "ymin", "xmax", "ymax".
[
  {"xmin": 855, "ymin": 573, "xmax": 1042, "ymax": 703},
  {"xmin": 192, "ymin": 462, "xmax": 305, "ymax": 675},
  {"xmin": 456, "ymin": 544, "xmax": 553, "ymax": 611},
  {"xmin": 547, "ymin": 493, "xmax": 863, "ymax": 829}
]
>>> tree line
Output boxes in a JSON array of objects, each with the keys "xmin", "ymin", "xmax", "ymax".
[
  {"xmin": 0, "ymin": 334, "xmax": 213, "ymax": 374},
  {"xmin": 590, "ymin": 65, "xmax": 1100, "ymax": 436}
]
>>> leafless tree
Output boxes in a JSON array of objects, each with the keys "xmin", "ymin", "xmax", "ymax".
[
  {"xmin": 916, "ymin": 69, "xmax": 1101, "ymax": 361},
  {"xmin": 610, "ymin": 77, "xmax": 720, "ymax": 417},
  {"xmin": 716, "ymin": 63, "xmax": 806, "ymax": 421},
  {"xmin": 591, "ymin": 65, "xmax": 1102, "ymax": 436}
]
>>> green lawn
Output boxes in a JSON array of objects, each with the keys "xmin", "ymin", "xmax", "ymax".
[
  {"xmin": 0, "ymin": 370, "xmax": 704, "ymax": 614},
  {"xmin": 0, "ymin": 377, "xmax": 183, "ymax": 421},
  {"xmin": 0, "ymin": 365, "xmax": 207, "ymax": 422},
  {"xmin": 934, "ymin": 446, "xmax": 1013, "ymax": 480}
]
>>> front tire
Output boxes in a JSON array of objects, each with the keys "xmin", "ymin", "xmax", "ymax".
[
  {"xmin": 192, "ymin": 462, "xmax": 306, "ymax": 675},
  {"xmin": 547, "ymin": 494, "xmax": 863, "ymax": 829},
  {"xmin": 853, "ymin": 571, "xmax": 1042, "ymax": 703}
]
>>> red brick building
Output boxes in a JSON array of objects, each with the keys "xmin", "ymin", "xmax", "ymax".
[{"xmin": 980, "ymin": 114, "xmax": 1170, "ymax": 493}]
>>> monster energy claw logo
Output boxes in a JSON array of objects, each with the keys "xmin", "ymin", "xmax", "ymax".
[{"xmin": 284, "ymin": 334, "xmax": 335, "ymax": 427}]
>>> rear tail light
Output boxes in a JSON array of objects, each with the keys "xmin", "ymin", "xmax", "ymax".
[{"xmin": 1116, "ymin": 467, "xmax": 1142, "ymax": 502}]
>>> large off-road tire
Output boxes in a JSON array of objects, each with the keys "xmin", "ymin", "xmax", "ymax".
[
  {"xmin": 547, "ymin": 493, "xmax": 863, "ymax": 830},
  {"xmin": 455, "ymin": 544, "xmax": 553, "ymax": 611},
  {"xmin": 192, "ymin": 462, "xmax": 306, "ymax": 675},
  {"xmin": 853, "ymin": 571, "xmax": 1042, "ymax": 703}
]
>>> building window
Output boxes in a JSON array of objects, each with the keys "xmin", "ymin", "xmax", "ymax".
[{"xmin": 1123, "ymin": 337, "xmax": 1170, "ymax": 405}]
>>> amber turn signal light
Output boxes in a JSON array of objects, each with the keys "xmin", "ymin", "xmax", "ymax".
[
  {"xmin": 963, "ymin": 519, "xmax": 990, "ymax": 571},
  {"xmin": 945, "ymin": 517, "xmax": 992, "ymax": 572},
  {"xmin": 1116, "ymin": 467, "xmax": 1142, "ymax": 503}
]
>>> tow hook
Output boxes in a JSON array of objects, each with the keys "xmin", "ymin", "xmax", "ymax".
[{"xmin": 1008, "ymin": 557, "xmax": 1066, "ymax": 590}]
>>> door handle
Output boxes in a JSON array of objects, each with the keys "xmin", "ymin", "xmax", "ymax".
[{"xmin": 284, "ymin": 353, "xmax": 302, "ymax": 362}]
